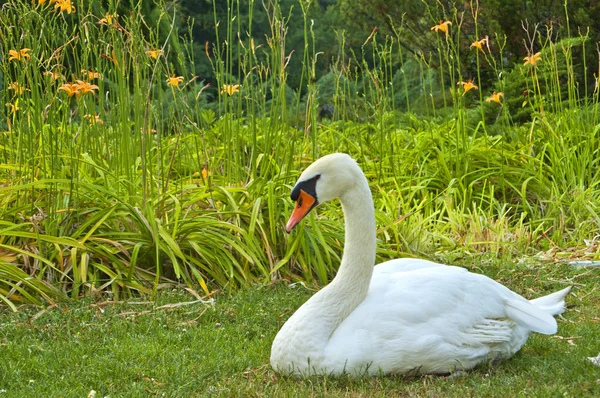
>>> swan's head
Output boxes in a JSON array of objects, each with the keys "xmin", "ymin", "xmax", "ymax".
[{"xmin": 286, "ymin": 153, "xmax": 362, "ymax": 232}]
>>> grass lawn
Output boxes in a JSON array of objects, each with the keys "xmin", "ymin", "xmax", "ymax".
[{"xmin": 1, "ymin": 259, "xmax": 599, "ymax": 397}]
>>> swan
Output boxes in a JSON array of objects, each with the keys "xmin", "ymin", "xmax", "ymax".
[{"xmin": 270, "ymin": 153, "xmax": 570, "ymax": 377}]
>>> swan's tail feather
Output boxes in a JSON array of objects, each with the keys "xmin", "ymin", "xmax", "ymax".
[
  {"xmin": 505, "ymin": 298, "xmax": 557, "ymax": 335},
  {"xmin": 530, "ymin": 286, "xmax": 572, "ymax": 316},
  {"xmin": 505, "ymin": 286, "xmax": 571, "ymax": 336}
]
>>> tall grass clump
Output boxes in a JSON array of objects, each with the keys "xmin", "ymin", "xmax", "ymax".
[{"xmin": 1, "ymin": 0, "xmax": 600, "ymax": 309}]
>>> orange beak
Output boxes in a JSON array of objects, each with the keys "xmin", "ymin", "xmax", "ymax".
[{"xmin": 285, "ymin": 190, "xmax": 316, "ymax": 233}]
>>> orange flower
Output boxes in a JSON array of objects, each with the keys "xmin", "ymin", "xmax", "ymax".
[
  {"xmin": 166, "ymin": 75, "xmax": 184, "ymax": 87},
  {"xmin": 146, "ymin": 49, "xmax": 162, "ymax": 59},
  {"xmin": 81, "ymin": 69, "xmax": 102, "ymax": 80},
  {"xmin": 194, "ymin": 168, "xmax": 210, "ymax": 182},
  {"xmin": 431, "ymin": 20, "xmax": 452, "ymax": 35},
  {"xmin": 8, "ymin": 48, "xmax": 31, "ymax": 62},
  {"xmin": 75, "ymin": 80, "xmax": 99, "ymax": 95},
  {"xmin": 220, "ymin": 84, "xmax": 240, "ymax": 96},
  {"xmin": 8, "ymin": 82, "xmax": 29, "ymax": 95},
  {"xmin": 485, "ymin": 92, "xmax": 504, "ymax": 104},
  {"xmin": 84, "ymin": 113, "xmax": 103, "ymax": 124},
  {"xmin": 457, "ymin": 79, "xmax": 478, "ymax": 93},
  {"xmin": 97, "ymin": 13, "xmax": 117, "ymax": 25},
  {"xmin": 58, "ymin": 81, "xmax": 99, "ymax": 97},
  {"xmin": 470, "ymin": 36, "xmax": 489, "ymax": 52},
  {"xmin": 6, "ymin": 102, "xmax": 20, "ymax": 114},
  {"xmin": 44, "ymin": 70, "xmax": 64, "ymax": 81},
  {"xmin": 101, "ymin": 49, "xmax": 119, "ymax": 66},
  {"xmin": 54, "ymin": 0, "xmax": 75, "ymax": 14},
  {"xmin": 58, "ymin": 83, "xmax": 80, "ymax": 97},
  {"xmin": 523, "ymin": 52, "xmax": 542, "ymax": 66}
]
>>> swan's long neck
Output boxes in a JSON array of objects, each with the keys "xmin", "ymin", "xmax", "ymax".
[
  {"xmin": 272, "ymin": 174, "xmax": 376, "ymax": 369},
  {"xmin": 314, "ymin": 177, "xmax": 376, "ymax": 322},
  {"xmin": 332, "ymin": 181, "xmax": 377, "ymax": 300}
]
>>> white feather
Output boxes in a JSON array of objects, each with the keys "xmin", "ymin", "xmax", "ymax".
[{"xmin": 505, "ymin": 297, "xmax": 557, "ymax": 335}]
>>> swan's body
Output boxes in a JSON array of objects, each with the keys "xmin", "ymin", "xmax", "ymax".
[{"xmin": 271, "ymin": 153, "xmax": 570, "ymax": 377}]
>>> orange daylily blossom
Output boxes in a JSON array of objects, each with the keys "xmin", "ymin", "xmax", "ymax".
[
  {"xmin": 523, "ymin": 52, "xmax": 542, "ymax": 66},
  {"xmin": 81, "ymin": 69, "xmax": 102, "ymax": 80},
  {"xmin": 146, "ymin": 49, "xmax": 162, "ymax": 59},
  {"xmin": 220, "ymin": 84, "xmax": 240, "ymax": 96},
  {"xmin": 485, "ymin": 92, "xmax": 504, "ymax": 104},
  {"xmin": 193, "ymin": 168, "xmax": 210, "ymax": 182},
  {"xmin": 8, "ymin": 82, "xmax": 29, "ymax": 95},
  {"xmin": 457, "ymin": 79, "xmax": 478, "ymax": 93},
  {"xmin": 431, "ymin": 20, "xmax": 452, "ymax": 35},
  {"xmin": 58, "ymin": 83, "xmax": 80, "ymax": 97},
  {"xmin": 205, "ymin": 41, "xmax": 211, "ymax": 61},
  {"xmin": 8, "ymin": 48, "xmax": 31, "ymax": 62},
  {"xmin": 6, "ymin": 102, "xmax": 20, "ymax": 114},
  {"xmin": 166, "ymin": 75, "xmax": 184, "ymax": 87},
  {"xmin": 44, "ymin": 70, "xmax": 64, "ymax": 81},
  {"xmin": 58, "ymin": 81, "xmax": 99, "ymax": 97},
  {"xmin": 85, "ymin": 113, "xmax": 103, "ymax": 124},
  {"xmin": 54, "ymin": 0, "xmax": 75, "ymax": 14},
  {"xmin": 97, "ymin": 13, "xmax": 117, "ymax": 25},
  {"xmin": 75, "ymin": 80, "xmax": 99, "ymax": 95},
  {"xmin": 470, "ymin": 36, "xmax": 489, "ymax": 52},
  {"xmin": 101, "ymin": 49, "xmax": 119, "ymax": 66}
]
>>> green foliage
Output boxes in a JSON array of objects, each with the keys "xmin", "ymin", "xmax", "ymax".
[
  {"xmin": 336, "ymin": 0, "xmax": 600, "ymax": 73},
  {"xmin": 2, "ymin": 0, "xmax": 600, "ymax": 309},
  {"xmin": 483, "ymin": 36, "xmax": 590, "ymax": 124},
  {"xmin": 177, "ymin": 0, "xmax": 340, "ymax": 94}
]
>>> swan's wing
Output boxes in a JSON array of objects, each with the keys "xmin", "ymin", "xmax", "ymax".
[
  {"xmin": 324, "ymin": 266, "xmax": 537, "ymax": 374},
  {"xmin": 374, "ymin": 258, "xmax": 446, "ymax": 275},
  {"xmin": 463, "ymin": 318, "xmax": 515, "ymax": 343},
  {"xmin": 373, "ymin": 262, "xmax": 556, "ymax": 334},
  {"xmin": 365, "ymin": 265, "xmax": 503, "ymax": 327}
]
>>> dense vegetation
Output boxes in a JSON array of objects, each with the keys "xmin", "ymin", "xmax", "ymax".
[{"xmin": 1, "ymin": 0, "xmax": 600, "ymax": 309}]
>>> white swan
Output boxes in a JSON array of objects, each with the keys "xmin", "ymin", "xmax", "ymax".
[{"xmin": 270, "ymin": 153, "xmax": 570, "ymax": 377}]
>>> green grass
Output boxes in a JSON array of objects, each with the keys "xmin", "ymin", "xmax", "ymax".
[{"xmin": 1, "ymin": 258, "xmax": 598, "ymax": 397}]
